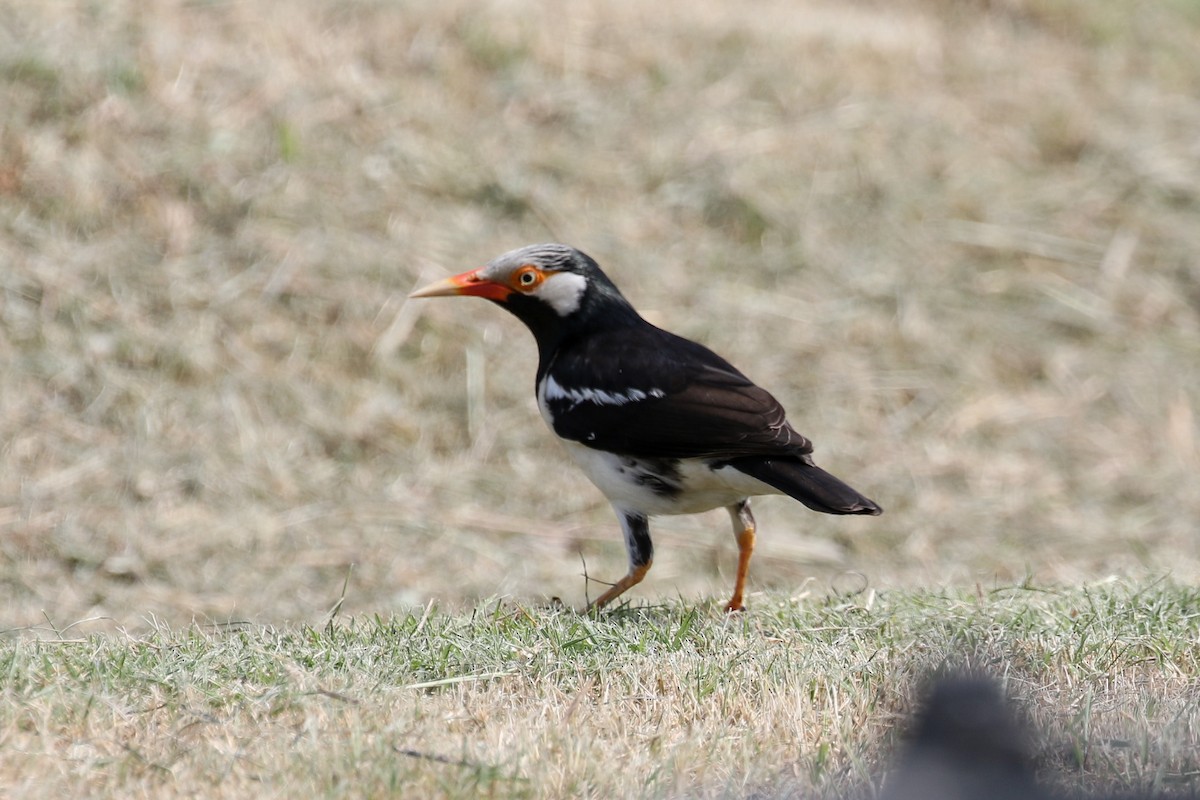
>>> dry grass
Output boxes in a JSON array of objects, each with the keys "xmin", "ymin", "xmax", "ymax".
[
  {"xmin": 1, "ymin": 0, "xmax": 1199, "ymax": 794},
  {"xmin": 3, "ymin": 584, "xmax": 1199, "ymax": 799},
  {"xmin": 3, "ymin": 0, "xmax": 1198, "ymax": 629}
]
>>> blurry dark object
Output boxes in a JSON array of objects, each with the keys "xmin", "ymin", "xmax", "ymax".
[
  {"xmin": 882, "ymin": 676, "xmax": 1049, "ymax": 800},
  {"xmin": 881, "ymin": 677, "xmax": 1178, "ymax": 800}
]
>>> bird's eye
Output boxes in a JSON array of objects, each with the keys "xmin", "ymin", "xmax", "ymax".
[{"xmin": 513, "ymin": 266, "xmax": 542, "ymax": 290}]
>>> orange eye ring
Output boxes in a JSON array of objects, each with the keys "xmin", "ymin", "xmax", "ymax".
[{"xmin": 512, "ymin": 265, "xmax": 544, "ymax": 291}]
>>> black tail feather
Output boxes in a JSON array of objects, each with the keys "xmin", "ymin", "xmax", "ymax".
[{"xmin": 727, "ymin": 456, "xmax": 882, "ymax": 516}]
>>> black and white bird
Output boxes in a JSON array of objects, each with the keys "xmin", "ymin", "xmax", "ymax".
[{"xmin": 411, "ymin": 243, "xmax": 881, "ymax": 611}]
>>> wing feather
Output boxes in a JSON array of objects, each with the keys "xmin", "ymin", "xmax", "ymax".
[{"xmin": 541, "ymin": 326, "xmax": 813, "ymax": 459}]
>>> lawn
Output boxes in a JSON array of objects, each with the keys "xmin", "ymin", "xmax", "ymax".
[
  {"xmin": 5, "ymin": 584, "xmax": 1199, "ymax": 798},
  {"xmin": 2, "ymin": 0, "xmax": 1199, "ymax": 796}
]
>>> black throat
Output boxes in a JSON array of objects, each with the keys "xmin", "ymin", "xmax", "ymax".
[{"xmin": 496, "ymin": 281, "xmax": 644, "ymax": 382}]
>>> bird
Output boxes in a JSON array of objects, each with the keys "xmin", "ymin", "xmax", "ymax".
[{"xmin": 410, "ymin": 243, "xmax": 881, "ymax": 612}]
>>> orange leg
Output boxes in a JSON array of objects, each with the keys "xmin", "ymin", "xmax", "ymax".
[
  {"xmin": 588, "ymin": 509, "xmax": 653, "ymax": 611},
  {"xmin": 589, "ymin": 561, "xmax": 652, "ymax": 610},
  {"xmin": 724, "ymin": 500, "xmax": 756, "ymax": 612}
]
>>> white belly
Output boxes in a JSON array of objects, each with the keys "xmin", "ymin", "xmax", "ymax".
[
  {"xmin": 536, "ymin": 376, "xmax": 780, "ymax": 514},
  {"xmin": 558, "ymin": 439, "xmax": 780, "ymax": 515}
]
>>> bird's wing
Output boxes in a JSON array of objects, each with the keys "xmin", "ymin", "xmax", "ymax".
[{"xmin": 540, "ymin": 326, "xmax": 814, "ymax": 459}]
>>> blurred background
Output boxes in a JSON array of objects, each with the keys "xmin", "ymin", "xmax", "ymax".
[{"xmin": 2, "ymin": 0, "xmax": 1198, "ymax": 632}]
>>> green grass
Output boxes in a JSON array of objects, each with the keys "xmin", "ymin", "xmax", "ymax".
[{"xmin": 4, "ymin": 582, "xmax": 1199, "ymax": 798}]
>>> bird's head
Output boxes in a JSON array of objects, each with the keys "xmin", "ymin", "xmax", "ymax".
[{"xmin": 410, "ymin": 244, "xmax": 638, "ymax": 341}]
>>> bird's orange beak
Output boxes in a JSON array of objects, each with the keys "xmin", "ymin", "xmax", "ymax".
[{"xmin": 409, "ymin": 268, "xmax": 512, "ymax": 302}]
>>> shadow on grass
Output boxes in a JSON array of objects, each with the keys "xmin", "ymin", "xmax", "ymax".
[{"xmin": 880, "ymin": 675, "xmax": 1180, "ymax": 800}]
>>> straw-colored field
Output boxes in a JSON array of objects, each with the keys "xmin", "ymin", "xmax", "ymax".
[
  {"xmin": 2, "ymin": 0, "xmax": 1199, "ymax": 796},
  {"xmin": 4, "ymin": 0, "xmax": 1198, "ymax": 628}
]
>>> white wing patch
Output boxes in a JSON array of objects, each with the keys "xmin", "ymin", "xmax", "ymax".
[{"xmin": 543, "ymin": 375, "xmax": 665, "ymax": 409}]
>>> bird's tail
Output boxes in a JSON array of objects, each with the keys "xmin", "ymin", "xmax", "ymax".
[{"xmin": 728, "ymin": 456, "xmax": 882, "ymax": 516}]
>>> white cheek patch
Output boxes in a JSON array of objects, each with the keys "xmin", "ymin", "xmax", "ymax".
[{"xmin": 532, "ymin": 271, "xmax": 587, "ymax": 316}]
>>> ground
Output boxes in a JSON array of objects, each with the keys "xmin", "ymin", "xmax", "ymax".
[{"xmin": 1, "ymin": 0, "xmax": 1199, "ymax": 796}]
